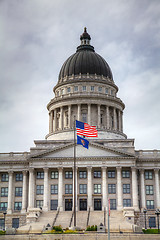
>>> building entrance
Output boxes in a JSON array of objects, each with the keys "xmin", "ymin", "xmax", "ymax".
[
  {"xmin": 94, "ymin": 199, "xmax": 102, "ymax": 210},
  {"xmin": 65, "ymin": 199, "xmax": 72, "ymax": 211},
  {"xmin": 79, "ymin": 199, "xmax": 87, "ymax": 211}
]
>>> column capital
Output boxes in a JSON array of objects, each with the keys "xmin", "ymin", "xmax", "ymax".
[
  {"xmin": 116, "ymin": 166, "xmax": 122, "ymax": 171},
  {"xmin": 139, "ymin": 168, "xmax": 145, "ymax": 173},
  {"xmin": 154, "ymin": 168, "xmax": 159, "ymax": 173},
  {"xmin": 131, "ymin": 167, "xmax": 137, "ymax": 171},
  {"xmin": 29, "ymin": 168, "xmax": 34, "ymax": 173},
  {"xmin": 22, "ymin": 170, "xmax": 28, "ymax": 175},
  {"xmin": 87, "ymin": 166, "xmax": 92, "ymax": 171},
  {"xmin": 102, "ymin": 166, "xmax": 107, "ymax": 171},
  {"xmin": 43, "ymin": 167, "xmax": 49, "ymax": 172},
  {"xmin": 8, "ymin": 170, "xmax": 13, "ymax": 176}
]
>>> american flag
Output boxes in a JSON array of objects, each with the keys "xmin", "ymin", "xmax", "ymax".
[{"xmin": 76, "ymin": 120, "xmax": 98, "ymax": 137}]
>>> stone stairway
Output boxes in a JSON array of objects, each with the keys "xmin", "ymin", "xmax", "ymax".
[
  {"xmin": 54, "ymin": 211, "xmax": 73, "ymax": 229},
  {"xmin": 89, "ymin": 211, "xmax": 104, "ymax": 226},
  {"xmin": 73, "ymin": 211, "xmax": 88, "ymax": 229}
]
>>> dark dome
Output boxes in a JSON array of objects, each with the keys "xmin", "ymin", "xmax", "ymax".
[{"xmin": 58, "ymin": 28, "xmax": 113, "ymax": 82}]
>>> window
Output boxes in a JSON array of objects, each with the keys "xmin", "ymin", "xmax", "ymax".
[
  {"xmin": 15, "ymin": 187, "xmax": 22, "ymax": 197},
  {"xmin": 61, "ymin": 89, "xmax": 64, "ymax": 95},
  {"xmin": 100, "ymin": 114, "xmax": 103, "ymax": 124},
  {"xmin": 94, "ymin": 184, "xmax": 101, "ymax": 194},
  {"xmin": 74, "ymin": 86, "xmax": 78, "ymax": 91},
  {"xmin": 123, "ymin": 184, "xmax": 130, "ymax": 194},
  {"xmin": 98, "ymin": 87, "xmax": 102, "ymax": 92},
  {"xmin": 65, "ymin": 171, "xmax": 72, "ymax": 179},
  {"xmin": 146, "ymin": 185, "xmax": 154, "ymax": 195},
  {"xmin": 105, "ymin": 88, "xmax": 108, "ymax": 94},
  {"xmin": 14, "ymin": 202, "xmax": 22, "ymax": 211},
  {"xmin": 65, "ymin": 184, "xmax": 72, "ymax": 194},
  {"xmin": 91, "ymin": 86, "xmax": 95, "ymax": 91},
  {"xmin": 36, "ymin": 200, "xmax": 43, "ymax": 208},
  {"xmin": 108, "ymin": 184, "xmax": 116, "ymax": 194},
  {"xmin": 0, "ymin": 218, "xmax": 5, "ymax": 230},
  {"xmin": 110, "ymin": 199, "xmax": 116, "ymax": 210},
  {"xmin": 16, "ymin": 173, "xmax": 23, "ymax": 181},
  {"xmin": 79, "ymin": 184, "xmax": 87, "ymax": 194},
  {"xmin": 94, "ymin": 171, "xmax": 101, "ymax": 178},
  {"xmin": 51, "ymin": 200, "xmax": 58, "ymax": 210},
  {"xmin": 111, "ymin": 89, "xmax": 114, "ymax": 96},
  {"xmin": 0, "ymin": 202, "xmax": 7, "ymax": 211},
  {"xmin": 51, "ymin": 185, "xmax": 58, "ymax": 194},
  {"xmin": 149, "ymin": 217, "xmax": 156, "ymax": 228},
  {"xmin": 79, "ymin": 171, "xmax": 87, "ymax": 179},
  {"xmin": 146, "ymin": 200, "xmax": 154, "ymax": 209},
  {"xmin": 82, "ymin": 86, "xmax": 86, "ymax": 91},
  {"xmin": 1, "ymin": 174, "xmax": 8, "ymax": 182},
  {"xmin": 36, "ymin": 185, "xmax": 44, "ymax": 195},
  {"xmin": 145, "ymin": 171, "xmax": 153, "ymax": 180},
  {"xmin": 51, "ymin": 171, "xmax": 58, "ymax": 179},
  {"xmin": 37, "ymin": 172, "xmax": 44, "ymax": 179},
  {"xmin": 122, "ymin": 171, "xmax": 130, "ymax": 178},
  {"xmin": 82, "ymin": 113, "xmax": 87, "ymax": 123},
  {"xmin": 123, "ymin": 199, "xmax": 131, "ymax": 207},
  {"xmin": 67, "ymin": 87, "xmax": 71, "ymax": 93},
  {"xmin": 108, "ymin": 171, "xmax": 115, "ymax": 178},
  {"xmin": 57, "ymin": 91, "xmax": 59, "ymax": 96},
  {"xmin": 1, "ymin": 187, "xmax": 8, "ymax": 197},
  {"xmin": 12, "ymin": 218, "xmax": 19, "ymax": 228}
]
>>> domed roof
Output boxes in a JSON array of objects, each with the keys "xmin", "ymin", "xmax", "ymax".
[{"xmin": 58, "ymin": 28, "xmax": 113, "ymax": 83}]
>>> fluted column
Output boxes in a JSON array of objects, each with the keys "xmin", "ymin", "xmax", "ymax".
[
  {"xmin": 88, "ymin": 167, "xmax": 93, "ymax": 210},
  {"xmin": 118, "ymin": 110, "xmax": 121, "ymax": 131},
  {"xmin": 58, "ymin": 167, "xmax": 63, "ymax": 211},
  {"xmin": 60, "ymin": 107, "xmax": 63, "ymax": 130},
  {"xmin": 88, "ymin": 104, "xmax": 91, "ymax": 125},
  {"xmin": 117, "ymin": 167, "xmax": 122, "ymax": 210},
  {"xmin": 106, "ymin": 106, "xmax": 110, "ymax": 129},
  {"xmin": 73, "ymin": 167, "xmax": 78, "ymax": 211},
  {"xmin": 28, "ymin": 168, "xmax": 34, "ymax": 209},
  {"xmin": 53, "ymin": 109, "xmax": 57, "ymax": 132},
  {"xmin": 7, "ymin": 171, "xmax": 13, "ymax": 214},
  {"xmin": 155, "ymin": 169, "xmax": 160, "ymax": 208},
  {"xmin": 43, "ymin": 168, "xmax": 49, "ymax": 211},
  {"xmin": 49, "ymin": 111, "xmax": 53, "ymax": 133},
  {"xmin": 97, "ymin": 105, "xmax": 101, "ymax": 128},
  {"xmin": 21, "ymin": 171, "xmax": 28, "ymax": 213},
  {"xmin": 140, "ymin": 169, "xmax": 146, "ymax": 210},
  {"xmin": 77, "ymin": 104, "xmax": 81, "ymax": 121},
  {"xmin": 68, "ymin": 105, "xmax": 71, "ymax": 128},
  {"xmin": 113, "ymin": 108, "xmax": 117, "ymax": 130},
  {"xmin": 132, "ymin": 167, "xmax": 139, "ymax": 211},
  {"xmin": 102, "ymin": 167, "xmax": 107, "ymax": 210}
]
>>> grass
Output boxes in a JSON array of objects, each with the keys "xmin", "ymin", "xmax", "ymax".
[{"xmin": 143, "ymin": 228, "xmax": 160, "ymax": 234}]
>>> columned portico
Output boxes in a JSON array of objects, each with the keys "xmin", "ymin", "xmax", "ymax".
[
  {"xmin": 43, "ymin": 168, "xmax": 49, "ymax": 211},
  {"xmin": 132, "ymin": 167, "xmax": 139, "ymax": 211},
  {"xmin": 87, "ymin": 167, "xmax": 93, "ymax": 211},
  {"xmin": 7, "ymin": 171, "xmax": 13, "ymax": 214},
  {"xmin": 58, "ymin": 167, "xmax": 63, "ymax": 211},
  {"xmin": 140, "ymin": 169, "xmax": 146, "ymax": 209},
  {"xmin": 21, "ymin": 170, "xmax": 28, "ymax": 213},
  {"xmin": 117, "ymin": 167, "xmax": 122, "ymax": 210}
]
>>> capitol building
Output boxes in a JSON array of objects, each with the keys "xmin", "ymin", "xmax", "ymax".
[{"xmin": 0, "ymin": 28, "xmax": 160, "ymax": 233}]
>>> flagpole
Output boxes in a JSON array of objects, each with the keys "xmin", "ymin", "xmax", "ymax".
[{"xmin": 73, "ymin": 115, "xmax": 76, "ymax": 227}]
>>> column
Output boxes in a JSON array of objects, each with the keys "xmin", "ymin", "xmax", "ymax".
[
  {"xmin": 106, "ymin": 106, "xmax": 110, "ymax": 129},
  {"xmin": 21, "ymin": 171, "xmax": 28, "ymax": 213},
  {"xmin": 132, "ymin": 167, "xmax": 139, "ymax": 211},
  {"xmin": 155, "ymin": 169, "xmax": 160, "ymax": 208},
  {"xmin": 118, "ymin": 110, "xmax": 121, "ymax": 131},
  {"xmin": 117, "ymin": 167, "xmax": 122, "ymax": 210},
  {"xmin": 73, "ymin": 167, "xmax": 78, "ymax": 211},
  {"xmin": 7, "ymin": 171, "xmax": 13, "ymax": 214},
  {"xmin": 121, "ymin": 112, "xmax": 123, "ymax": 132},
  {"xmin": 28, "ymin": 168, "xmax": 34, "ymax": 209},
  {"xmin": 87, "ymin": 167, "xmax": 93, "ymax": 210},
  {"xmin": 97, "ymin": 105, "xmax": 101, "ymax": 128},
  {"xmin": 88, "ymin": 104, "xmax": 91, "ymax": 125},
  {"xmin": 77, "ymin": 104, "xmax": 81, "ymax": 121},
  {"xmin": 53, "ymin": 109, "xmax": 57, "ymax": 132},
  {"xmin": 68, "ymin": 105, "xmax": 71, "ymax": 128},
  {"xmin": 60, "ymin": 107, "xmax": 63, "ymax": 130},
  {"xmin": 58, "ymin": 167, "xmax": 63, "ymax": 211},
  {"xmin": 113, "ymin": 108, "xmax": 117, "ymax": 131},
  {"xmin": 43, "ymin": 168, "xmax": 49, "ymax": 211},
  {"xmin": 102, "ymin": 167, "xmax": 107, "ymax": 210},
  {"xmin": 49, "ymin": 111, "xmax": 53, "ymax": 133},
  {"xmin": 140, "ymin": 169, "xmax": 146, "ymax": 210}
]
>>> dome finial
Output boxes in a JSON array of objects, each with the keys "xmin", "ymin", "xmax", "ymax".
[
  {"xmin": 80, "ymin": 27, "xmax": 91, "ymax": 45},
  {"xmin": 84, "ymin": 27, "xmax": 87, "ymax": 32}
]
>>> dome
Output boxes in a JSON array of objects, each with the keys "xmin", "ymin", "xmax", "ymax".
[{"xmin": 58, "ymin": 28, "xmax": 113, "ymax": 83}]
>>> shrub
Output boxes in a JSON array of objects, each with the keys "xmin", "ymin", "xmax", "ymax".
[
  {"xmin": 86, "ymin": 225, "xmax": 97, "ymax": 231},
  {"xmin": 0, "ymin": 230, "xmax": 5, "ymax": 235},
  {"xmin": 53, "ymin": 225, "xmax": 63, "ymax": 232},
  {"xmin": 143, "ymin": 229, "xmax": 160, "ymax": 234}
]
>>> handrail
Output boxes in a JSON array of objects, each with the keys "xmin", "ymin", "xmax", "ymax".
[
  {"xmin": 87, "ymin": 207, "xmax": 90, "ymax": 226},
  {"xmin": 69, "ymin": 212, "xmax": 74, "ymax": 227},
  {"xmin": 52, "ymin": 208, "xmax": 60, "ymax": 227}
]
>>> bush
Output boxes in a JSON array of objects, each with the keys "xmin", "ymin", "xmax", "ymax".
[
  {"xmin": 143, "ymin": 229, "xmax": 160, "ymax": 234},
  {"xmin": 53, "ymin": 225, "xmax": 63, "ymax": 232},
  {"xmin": 0, "ymin": 230, "xmax": 5, "ymax": 235},
  {"xmin": 86, "ymin": 225, "xmax": 97, "ymax": 231},
  {"xmin": 64, "ymin": 229, "xmax": 78, "ymax": 234}
]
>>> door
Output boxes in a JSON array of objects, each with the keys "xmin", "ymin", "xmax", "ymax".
[
  {"xmin": 80, "ymin": 199, "xmax": 87, "ymax": 211},
  {"xmin": 94, "ymin": 199, "xmax": 102, "ymax": 210},
  {"xmin": 65, "ymin": 199, "xmax": 72, "ymax": 211}
]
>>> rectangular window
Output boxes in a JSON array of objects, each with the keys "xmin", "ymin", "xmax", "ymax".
[
  {"xmin": 14, "ymin": 202, "xmax": 22, "ymax": 211},
  {"xmin": 82, "ymin": 86, "xmax": 86, "ymax": 91},
  {"xmin": 94, "ymin": 171, "xmax": 101, "ymax": 178},
  {"xmin": 1, "ymin": 174, "xmax": 8, "ymax": 182},
  {"xmin": 145, "ymin": 171, "xmax": 153, "ymax": 180},
  {"xmin": 91, "ymin": 86, "xmax": 95, "ymax": 91},
  {"xmin": 122, "ymin": 170, "xmax": 130, "ymax": 178},
  {"xmin": 108, "ymin": 184, "xmax": 116, "ymax": 194},
  {"xmin": 149, "ymin": 217, "xmax": 156, "ymax": 228},
  {"xmin": 111, "ymin": 89, "xmax": 114, "ymax": 96},
  {"xmin": 12, "ymin": 218, "xmax": 19, "ymax": 228},
  {"xmin": 37, "ymin": 172, "xmax": 44, "ymax": 179},
  {"xmin": 67, "ymin": 87, "xmax": 71, "ymax": 93},
  {"xmin": 65, "ymin": 171, "xmax": 73, "ymax": 179},
  {"xmin": 51, "ymin": 184, "xmax": 58, "ymax": 194},
  {"xmin": 1, "ymin": 187, "xmax": 8, "ymax": 197},
  {"xmin": 79, "ymin": 184, "xmax": 87, "ymax": 194},
  {"xmin": 51, "ymin": 200, "xmax": 58, "ymax": 210},
  {"xmin": 110, "ymin": 199, "xmax": 116, "ymax": 210},
  {"xmin": 36, "ymin": 185, "xmax": 44, "ymax": 195},
  {"xmin": 123, "ymin": 184, "xmax": 130, "ymax": 194},
  {"xmin": 146, "ymin": 200, "xmax": 154, "ymax": 209},
  {"xmin": 0, "ymin": 218, "xmax": 5, "ymax": 230},
  {"xmin": 123, "ymin": 199, "xmax": 131, "ymax": 207},
  {"xmin": 0, "ymin": 202, "xmax": 7, "ymax": 211},
  {"xmin": 146, "ymin": 185, "xmax": 154, "ymax": 195},
  {"xmin": 108, "ymin": 171, "xmax": 115, "ymax": 178},
  {"xmin": 15, "ymin": 187, "xmax": 22, "ymax": 197},
  {"xmin": 36, "ymin": 200, "xmax": 43, "ymax": 208},
  {"xmin": 98, "ymin": 86, "xmax": 102, "ymax": 92},
  {"xmin": 82, "ymin": 113, "xmax": 87, "ymax": 123},
  {"xmin": 51, "ymin": 171, "xmax": 58, "ymax": 179},
  {"xmin": 74, "ymin": 86, "xmax": 78, "ymax": 91},
  {"xmin": 16, "ymin": 173, "xmax": 23, "ymax": 181},
  {"xmin": 65, "ymin": 184, "xmax": 72, "ymax": 194},
  {"xmin": 105, "ymin": 88, "xmax": 108, "ymax": 94},
  {"xmin": 79, "ymin": 171, "xmax": 87, "ymax": 179},
  {"xmin": 94, "ymin": 184, "xmax": 101, "ymax": 194}
]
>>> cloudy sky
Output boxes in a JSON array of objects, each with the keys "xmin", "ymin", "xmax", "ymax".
[{"xmin": 0, "ymin": 0, "xmax": 160, "ymax": 152}]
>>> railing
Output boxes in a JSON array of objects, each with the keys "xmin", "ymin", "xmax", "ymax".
[
  {"xmin": 69, "ymin": 212, "xmax": 74, "ymax": 227},
  {"xmin": 52, "ymin": 208, "xmax": 60, "ymax": 227},
  {"xmin": 136, "ymin": 150, "xmax": 160, "ymax": 158},
  {"xmin": 87, "ymin": 207, "xmax": 90, "ymax": 226}
]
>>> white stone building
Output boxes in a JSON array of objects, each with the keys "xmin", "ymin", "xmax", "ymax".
[{"xmin": 0, "ymin": 28, "xmax": 160, "ymax": 232}]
